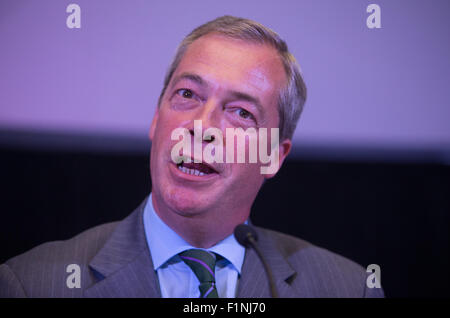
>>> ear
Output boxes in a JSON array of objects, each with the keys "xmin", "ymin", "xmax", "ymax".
[
  {"xmin": 148, "ymin": 109, "xmax": 159, "ymax": 141},
  {"xmin": 278, "ymin": 138, "xmax": 292, "ymax": 168},
  {"xmin": 263, "ymin": 138, "xmax": 292, "ymax": 179}
]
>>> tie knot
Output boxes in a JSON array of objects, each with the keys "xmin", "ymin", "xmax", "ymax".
[{"xmin": 179, "ymin": 249, "xmax": 216, "ymax": 283}]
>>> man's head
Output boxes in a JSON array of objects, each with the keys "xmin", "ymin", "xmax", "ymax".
[
  {"xmin": 158, "ymin": 16, "xmax": 307, "ymax": 141},
  {"xmin": 148, "ymin": 16, "xmax": 306, "ymax": 246}
]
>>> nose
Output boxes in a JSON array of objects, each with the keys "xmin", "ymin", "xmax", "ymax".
[
  {"xmin": 187, "ymin": 98, "xmax": 220, "ymax": 143},
  {"xmin": 188, "ymin": 129, "xmax": 215, "ymax": 142}
]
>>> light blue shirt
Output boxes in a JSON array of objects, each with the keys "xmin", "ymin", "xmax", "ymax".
[{"xmin": 143, "ymin": 193, "xmax": 246, "ymax": 298}]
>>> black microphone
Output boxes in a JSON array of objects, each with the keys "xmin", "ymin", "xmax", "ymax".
[{"xmin": 234, "ymin": 224, "xmax": 279, "ymax": 298}]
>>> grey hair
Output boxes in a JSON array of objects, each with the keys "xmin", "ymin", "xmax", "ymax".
[{"xmin": 157, "ymin": 15, "xmax": 307, "ymax": 141}]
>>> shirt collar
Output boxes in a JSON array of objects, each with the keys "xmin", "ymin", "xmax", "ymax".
[{"xmin": 143, "ymin": 193, "xmax": 245, "ymax": 274}]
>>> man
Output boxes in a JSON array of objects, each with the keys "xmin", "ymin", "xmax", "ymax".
[{"xmin": 0, "ymin": 16, "xmax": 383, "ymax": 298}]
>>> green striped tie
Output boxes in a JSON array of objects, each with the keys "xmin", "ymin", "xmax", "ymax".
[{"xmin": 179, "ymin": 249, "xmax": 219, "ymax": 298}]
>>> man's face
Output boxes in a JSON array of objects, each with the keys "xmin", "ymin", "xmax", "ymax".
[{"xmin": 149, "ymin": 33, "xmax": 291, "ymax": 227}]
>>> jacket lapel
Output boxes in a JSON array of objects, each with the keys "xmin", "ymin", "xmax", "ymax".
[
  {"xmin": 84, "ymin": 198, "xmax": 161, "ymax": 298},
  {"xmin": 237, "ymin": 227, "xmax": 297, "ymax": 298},
  {"xmin": 82, "ymin": 200, "xmax": 298, "ymax": 298}
]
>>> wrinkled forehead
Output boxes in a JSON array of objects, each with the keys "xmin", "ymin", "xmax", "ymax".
[{"xmin": 175, "ymin": 33, "xmax": 286, "ymax": 100}]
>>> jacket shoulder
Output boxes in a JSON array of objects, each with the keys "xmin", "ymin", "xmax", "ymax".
[
  {"xmin": 256, "ymin": 227, "xmax": 362, "ymax": 268},
  {"xmin": 1, "ymin": 221, "xmax": 119, "ymax": 297},
  {"xmin": 254, "ymin": 226, "xmax": 384, "ymax": 297}
]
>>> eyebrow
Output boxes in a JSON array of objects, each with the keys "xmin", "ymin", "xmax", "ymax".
[
  {"xmin": 228, "ymin": 91, "xmax": 264, "ymax": 116},
  {"xmin": 170, "ymin": 72, "xmax": 207, "ymax": 89},
  {"xmin": 170, "ymin": 72, "xmax": 264, "ymax": 115}
]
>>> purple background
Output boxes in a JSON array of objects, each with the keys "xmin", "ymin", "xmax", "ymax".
[{"xmin": 1, "ymin": 0, "xmax": 449, "ymax": 154}]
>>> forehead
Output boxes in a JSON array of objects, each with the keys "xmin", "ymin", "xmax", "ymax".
[{"xmin": 173, "ymin": 33, "xmax": 286, "ymax": 111}]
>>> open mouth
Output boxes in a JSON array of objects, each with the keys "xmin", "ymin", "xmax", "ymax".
[{"xmin": 176, "ymin": 160, "xmax": 218, "ymax": 176}]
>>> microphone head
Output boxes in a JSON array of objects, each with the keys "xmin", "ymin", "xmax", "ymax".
[{"xmin": 234, "ymin": 224, "xmax": 258, "ymax": 248}]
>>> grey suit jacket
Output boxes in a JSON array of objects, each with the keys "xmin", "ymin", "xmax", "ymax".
[{"xmin": 0, "ymin": 198, "xmax": 384, "ymax": 297}]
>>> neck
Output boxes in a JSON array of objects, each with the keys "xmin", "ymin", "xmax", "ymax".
[{"xmin": 151, "ymin": 193, "xmax": 248, "ymax": 248}]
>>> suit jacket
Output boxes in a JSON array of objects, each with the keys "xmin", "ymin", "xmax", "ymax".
[{"xmin": 0, "ymin": 198, "xmax": 384, "ymax": 297}]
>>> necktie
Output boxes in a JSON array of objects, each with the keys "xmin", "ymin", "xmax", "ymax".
[{"xmin": 179, "ymin": 249, "xmax": 219, "ymax": 298}]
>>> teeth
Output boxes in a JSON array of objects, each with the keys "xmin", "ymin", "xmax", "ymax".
[{"xmin": 178, "ymin": 165, "xmax": 207, "ymax": 176}]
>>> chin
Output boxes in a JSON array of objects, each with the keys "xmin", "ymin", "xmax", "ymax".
[{"xmin": 164, "ymin": 186, "xmax": 212, "ymax": 216}]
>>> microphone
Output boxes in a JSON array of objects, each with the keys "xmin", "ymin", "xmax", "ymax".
[{"xmin": 234, "ymin": 224, "xmax": 279, "ymax": 298}]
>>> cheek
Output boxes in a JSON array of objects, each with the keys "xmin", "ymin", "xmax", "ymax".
[
  {"xmin": 228, "ymin": 163, "xmax": 264, "ymax": 202},
  {"xmin": 153, "ymin": 112, "xmax": 182, "ymax": 142},
  {"xmin": 222, "ymin": 129, "xmax": 259, "ymax": 163},
  {"xmin": 232, "ymin": 161, "xmax": 263, "ymax": 183}
]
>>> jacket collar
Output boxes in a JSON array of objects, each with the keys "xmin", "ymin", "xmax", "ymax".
[
  {"xmin": 83, "ymin": 197, "xmax": 299, "ymax": 298},
  {"xmin": 237, "ymin": 226, "xmax": 298, "ymax": 297},
  {"xmin": 84, "ymin": 197, "xmax": 161, "ymax": 297}
]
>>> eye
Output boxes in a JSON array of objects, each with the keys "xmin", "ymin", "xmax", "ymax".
[
  {"xmin": 235, "ymin": 108, "xmax": 255, "ymax": 121},
  {"xmin": 176, "ymin": 89, "xmax": 194, "ymax": 99}
]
